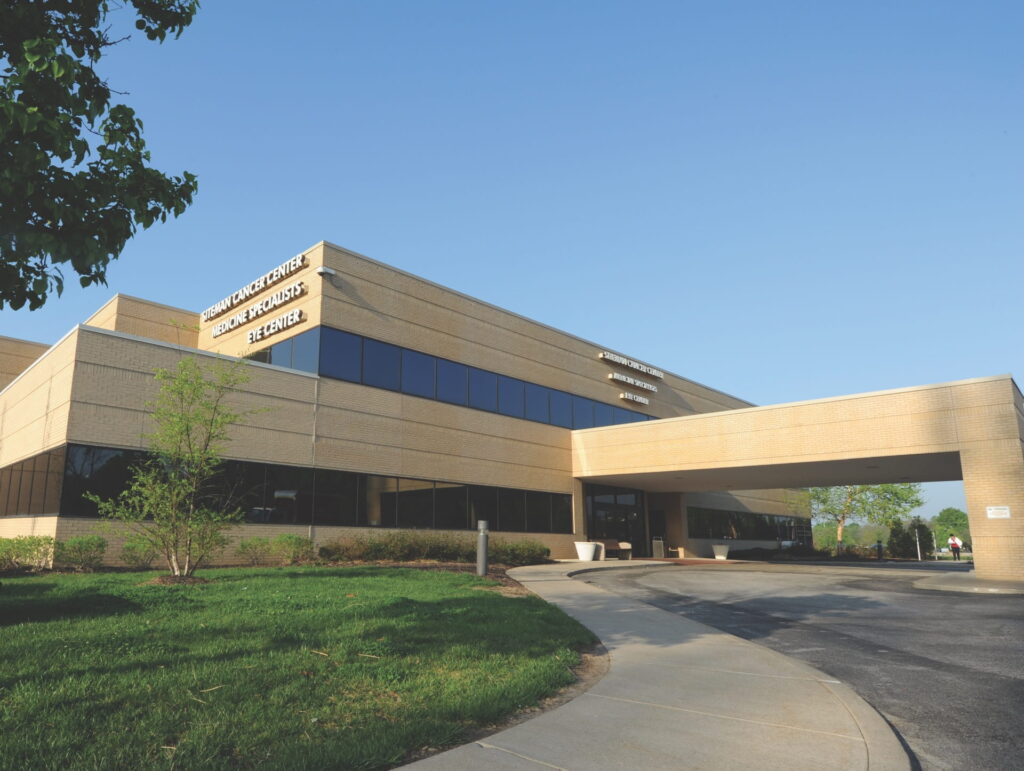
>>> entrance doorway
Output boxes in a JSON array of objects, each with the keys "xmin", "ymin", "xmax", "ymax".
[{"xmin": 584, "ymin": 484, "xmax": 648, "ymax": 557}]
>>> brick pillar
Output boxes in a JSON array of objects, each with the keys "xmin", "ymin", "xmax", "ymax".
[{"xmin": 959, "ymin": 439, "xmax": 1024, "ymax": 581}]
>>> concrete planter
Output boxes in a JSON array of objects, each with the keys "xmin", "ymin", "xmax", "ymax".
[
  {"xmin": 574, "ymin": 541, "xmax": 599, "ymax": 561},
  {"xmin": 712, "ymin": 543, "xmax": 730, "ymax": 560}
]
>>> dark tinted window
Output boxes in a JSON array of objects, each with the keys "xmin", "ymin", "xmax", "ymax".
[
  {"xmin": 593, "ymin": 402, "xmax": 615, "ymax": 427},
  {"xmin": 525, "ymin": 384, "xmax": 549, "ymax": 423},
  {"xmin": 397, "ymin": 479, "xmax": 434, "ymax": 528},
  {"xmin": 572, "ymin": 397, "xmax": 595, "ymax": 429},
  {"xmin": 549, "ymin": 391, "xmax": 572, "ymax": 428},
  {"xmin": 290, "ymin": 328, "xmax": 320, "ymax": 373},
  {"xmin": 613, "ymin": 407, "xmax": 637, "ymax": 425},
  {"xmin": 436, "ymin": 359, "xmax": 469, "ymax": 405},
  {"xmin": 313, "ymin": 468, "xmax": 359, "ymax": 525},
  {"xmin": 401, "ymin": 350, "xmax": 436, "ymax": 399},
  {"xmin": 319, "ymin": 327, "xmax": 362, "ymax": 382},
  {"xmin": 552, "ymin": 494, "xmax": 573, "ymax": 533},
  {"xmin": 468, "ymin": 486, "xmax": 497, "ymax": 529},
  {"xmin": 361, "ymin": 475, "xmax": 397, "ymax": 527},
  {"xmin": 61, "ymin": 445, "xmax": 143, "ymax": 517},
  {"xmin": 265, "ymin": 465, "xmax": 314, "ymax": 524},
  {"xmin": 362, "ymin": 339, "xmax": 401, "ymax": 391},
  {"xmin": 269, "ymin": 337, "xmax": 293, "ymax": 368},
  {"xmin": 435, "ymin": 483, "xmax": 469, "ymax": 530},
  {"xmin": 497, "ymin": 376, "xmax": 525, "ymax": 418},
  {"xmin": 525, "ymin": 491, "xmax": 551, "ymax": 532},
  {"xmin": 468, "ymin": 368, "xmax": 497, "ymax": 411},
  {"xmin": 220, "ymin": 460, "xmax": 267, "ymax": 522},
  {"xmin": 498, "ymin": 488, "xmax": 526, "ymax": 532}
]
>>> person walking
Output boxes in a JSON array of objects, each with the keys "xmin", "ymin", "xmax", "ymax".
[{"xmin": 948, "ymin": 533, "xmax": 963, "ymax": 561}]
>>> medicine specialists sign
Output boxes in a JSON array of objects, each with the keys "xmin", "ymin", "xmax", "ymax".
[
  {"xmin": 201, "ymin": 254, "xmax": 307, "ymax": 324},
  {"xmin": 210, "ymin": 280, "xmax": 306, "ymax": 339}
]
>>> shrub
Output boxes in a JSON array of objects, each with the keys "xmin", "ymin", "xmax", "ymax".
[
  {"xmin": 271, "ymin": 534, "xmax": 315, "ymax": 565},
  {"xmin": 120, "ymin": 537, "xmax": 159, "ymax": 569},
  {"xmin": 0, "ymin": 536, "xmax": 55, "ymax": 571},
  {"xmin": 489, "ymin": 539, "xmax": 550, "ymax": 566},
  {"xmin": 55, "ymin": 536, "xmax": 107, "ymax": 572},
  {"xmin": 236, "ymin": 537, "xmax": 272, "ymax": 566}
]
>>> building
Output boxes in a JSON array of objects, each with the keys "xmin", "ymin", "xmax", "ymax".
[{"xmin": 2, "ymin": 242, "xmax": 1023, "ymax": 579}]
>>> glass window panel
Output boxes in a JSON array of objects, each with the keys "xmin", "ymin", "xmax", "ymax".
[
  {"xmin": 525, "ymin": 491, "xmax": 552, "ymax": 533},
  {"xmin": 468, "ymin": 485, "xmax": 497, "ymax": 530},
  {"xmin": 221, "ymin": 461, "xmax": 269, "ymax": 523},
  {"xmin": 363, "ymin": 339, "xmax": 401, "ymax": 391},
  {"xmin": 361, "ymin": 475, "xmax": 397, "ymax": 528},
  {"xmin": 61, "ymin": 445, "xmax": 141, "ymax": 517},
  {"xmin": 525, "ymin": 384, "xmax": 550, "ymax": 423},
  {"xmin": 549, "ymin": 391, "xmax": 572, "ymax": 428},
  {"xmin": 264, "ymin": 465, "xmax": 314, "ymax": 524},
  {"xmin": 0, "ymin": 465, "xmax": 12, "ymax": 516},
  {"xmin": 468, "ymin": 368, "xmax": 497, "ymax": 412},
  {"xmin": 612, "ymin": 407, "xmax": 637, "ymax": 425},
  {"xmin": 16, "ymin": 459, "xmax": 33, "ymax": 514},
  {"xmin": 434, "ymin": 483, "xmax": 469, "ymax": 530},
  {"xmin": 552, "ymin": 494, "xmax": 573, "ymax": 534},
  {"xmin": 397, "ymin": 478, "xmax": 434, "ymax": 528},
  {"xmin": 290, "ymin": 327, "xmax": 320, "ymax": 373},
  {"xmin": 497, "ymin": 488, "xmax": 526, "ymax": 532},
  {"xmin": 313, "ymin": 468, "xmax": 359, "ymax": 526},
  {"xmin": 497, "ymin": 376, "xmax": 525, "ymax": 418},
  {"xmin": 436, "ymin": 359, "xmax": 468, "ymax": 405},
  {"xmin": 401, "ymin": 350, "xmax": 436, "ymax": 399},
  {"xmin": 27, "ymin": 456, "xmax": 45, "ymax": 515},
  {"xmin": 269, "ymin": 337, "xmax": 294, "ymax": 369},
  {"xmin": 319, "ymin": 327, "xmax": 362, "ymax": 382},
  {"xmin": 572, "ymin": 397, "xmax": 595, "ymax": 429},
  {"xmin": 245, "ymin": 349, "xmax": 271, "ymax": 364},
  {"xmin": 5, "ymin": 464, "xmax": 22, "ymax": 515},
  {"xmin": 593, "ymin": 402, "xmax": 615, "ymax": 427},
  {"xmin": 616, "ymin": 492, "xmax": 637, "ymax": 506}
]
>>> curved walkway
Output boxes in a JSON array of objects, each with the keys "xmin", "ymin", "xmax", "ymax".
[{"xmin": 406, "ymin": 561, "xmax": 910, "ymax": 770}]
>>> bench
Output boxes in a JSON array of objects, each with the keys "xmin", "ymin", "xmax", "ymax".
[{"xmin": 597, "ymin": 539, "xmax": 633, "ymax": 560}]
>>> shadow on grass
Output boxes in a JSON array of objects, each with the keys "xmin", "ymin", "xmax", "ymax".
[{"xmin": 0, "ymin": 583, "xmax": 143, "ymax": 627}]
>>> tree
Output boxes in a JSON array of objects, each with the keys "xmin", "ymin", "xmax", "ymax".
[
  {"xmin": 810, "ymin": 484, "xmax": 923, "ymax": 554},
  {"xmin": 931, "ymin": 507, "xmax": 970, "ymax": 545},
  {"xmin": 0, "ymin": 1, "xmax": 199, "ymax": 310},
  {"xmin": 91, "ymin": 357, "xmax": 249, "ymax": 577}
]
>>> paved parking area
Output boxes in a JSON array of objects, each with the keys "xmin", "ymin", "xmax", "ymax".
[{"xmin": 580, "ymin": 563, "xmax": 1024, "ymax": 771}]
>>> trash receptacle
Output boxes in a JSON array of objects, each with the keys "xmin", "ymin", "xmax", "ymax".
[{"xmin": 651, "ymin": 536, "xmax": 665, "ymax": 559}]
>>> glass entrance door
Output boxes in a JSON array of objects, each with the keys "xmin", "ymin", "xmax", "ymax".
[{"xmin": 585, "ymin": 485, "xmax": 649, "ymax": 557}]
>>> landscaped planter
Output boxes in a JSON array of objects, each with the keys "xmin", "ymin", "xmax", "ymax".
[
  {"xmin": 574, "ymin": 541, "xmax": 599, "ymax": 561},
  {"xmin": 712, "ymin": 543, "xmax": 730, "ymax": 560}
]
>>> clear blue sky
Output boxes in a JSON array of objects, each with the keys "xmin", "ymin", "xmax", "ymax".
[{"xmin": 5, "ymin": 1, "xmax": 1022, "ymax": 515}]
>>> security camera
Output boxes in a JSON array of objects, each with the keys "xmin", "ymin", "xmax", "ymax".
[{"xmin": 316, "ymin": 266, "xmax": 337, "ymax": 278}]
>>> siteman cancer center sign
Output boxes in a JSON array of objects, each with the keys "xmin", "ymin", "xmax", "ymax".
[{"xmin": 201, "ymin": 255, "xmax": 308, "ymax": 344}]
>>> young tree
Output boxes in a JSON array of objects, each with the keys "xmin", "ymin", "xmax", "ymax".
[
  {"xmin": 810, "ymin": 484, "xmax": 923, "ymax": 554},
  {"xmin": 0, "ymin": 1, "xmax": 199, "ymax": 310},
  {"xmin": 92, "ymin": 357, "xmax": 250, "ymax": 577},
  {"xmin": 931, "ymin": 507, "xmax": 970, "ymax": 545}
]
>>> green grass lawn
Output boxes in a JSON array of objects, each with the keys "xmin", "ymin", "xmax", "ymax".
[{"xmin": 0, "ymin": 567, "xmax": 595, "ymax": 770}]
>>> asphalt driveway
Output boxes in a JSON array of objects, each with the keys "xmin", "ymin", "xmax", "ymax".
[{"xmin": 579, "ymin": 562, "xmax": 1024, "ymax": 771}]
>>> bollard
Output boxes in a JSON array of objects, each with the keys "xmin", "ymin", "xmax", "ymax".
[{"xmin": 476, "ymin": 520, "xmax": 489, "ymax": 576}]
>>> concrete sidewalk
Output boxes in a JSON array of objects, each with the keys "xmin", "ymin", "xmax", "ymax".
[{"xmin": 406, "ymin": 561, "xmax": 910, "ymax": 771}]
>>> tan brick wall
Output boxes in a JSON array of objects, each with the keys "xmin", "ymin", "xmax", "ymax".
[
  {"xmin": 0, "ymin": 335, "xmax": 50, "ymax": 391},
  {"xmin": 84, "ymin": 295, "xmax": 199, "ymax": 348},
  {"xmin": 0, "ymin": 330, "xmax": 77, "ymax": 467},
  {"xmin": 0, "ymin": 515, "xmax": 59, "ymax": 539}
]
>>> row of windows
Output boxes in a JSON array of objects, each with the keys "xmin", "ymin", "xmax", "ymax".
[
  {"xmin": 41, "ymin": 444, "xmax": 573, "ymax": 534},
  {"xmin": 687, "ymin": 506, "xmax": 812, "ymax": 542},
  {"xmin": 0, "ymin": 448, "xmax": 65, "ymax": 517},
  {"xmin": 249, "ymin": 326, "xmax": 655, "ymax": 430}
]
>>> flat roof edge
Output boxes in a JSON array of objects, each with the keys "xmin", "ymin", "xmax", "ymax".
[{"xmin": 573, "ymin": 373, "xmax": 1018, "ymax": 432}]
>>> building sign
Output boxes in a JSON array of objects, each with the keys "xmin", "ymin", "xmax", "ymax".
[
  {"xmin": 620, "ymin": 392, "xmax": 649, "ymax": 405},
  {"xmin": 248, "ymin": 309, "xmax": 304, "ymax": 344},
  {"xmin": 608, "ymin": 372, "xmax": 658, "ymax": 393},
  {"xmin": 210, "ymin": 280, "xmax": 306, "ymax": 339},
  {"xmin": 986, "ymin": 506, "xmax": 1011, "ymax": 519},
  {"xmin": 201, "ymin": 254, "xmax": 307, "ymax": 323},
  {"xmin": 599, "ymin": 351, "xmax": 664, "ymax": 379}
]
